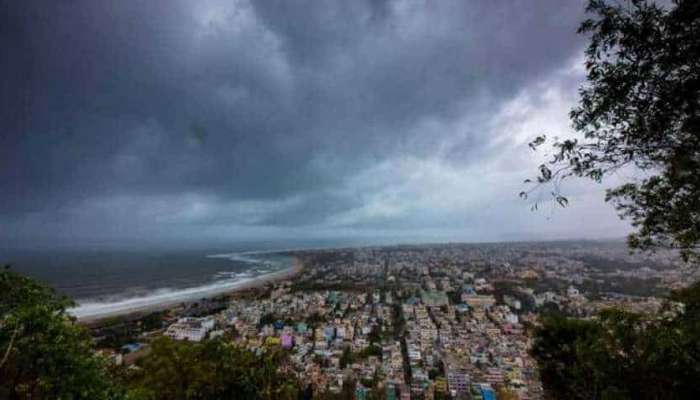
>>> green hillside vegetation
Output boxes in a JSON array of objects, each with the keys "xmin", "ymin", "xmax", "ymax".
[
  {"xmin": 0, "ymin": 266, "xmax": 122, "ymax": 400},
  {"xmin": 125, "ymin": 337, "xmax": 299, "ymax": 400},
  {"xmin": 0, "ymin": 266, "xmax": 300, "ymax": 400},
  {"xmin": 533, "ymin": 281, "xmax": 700, "ymax": 399},
  {"xmin": 526, "ymin": 0, "xmax": 700, "ymax": 397}
]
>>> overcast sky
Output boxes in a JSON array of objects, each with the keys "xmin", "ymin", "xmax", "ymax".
[{"xmin": 0, "ymin": 0, "xmax": 632, "ymax": 249}]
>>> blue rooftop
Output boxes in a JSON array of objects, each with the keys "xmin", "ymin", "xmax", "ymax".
[{"xmin": 480, "ymin": 386, "xmax": 496, "ymax": 400}]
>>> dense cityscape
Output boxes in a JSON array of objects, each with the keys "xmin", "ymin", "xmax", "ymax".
[{"xmin": 91, "ymin": 241, "xmax": 693, "ymax": 399}]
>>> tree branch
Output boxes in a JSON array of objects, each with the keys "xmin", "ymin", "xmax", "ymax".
[{"xmin": 0, "ymin": 325, "xmax": 20, "ymax": 370}]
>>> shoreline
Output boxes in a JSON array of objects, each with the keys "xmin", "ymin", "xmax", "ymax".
[{"xmin": 75, "ymin": 257, "xmax": 304, "ymax": 324}]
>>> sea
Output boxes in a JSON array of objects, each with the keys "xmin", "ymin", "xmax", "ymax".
[{"xmin": 1, "ymin": 241, "xmax": 329, "ymax": 320}]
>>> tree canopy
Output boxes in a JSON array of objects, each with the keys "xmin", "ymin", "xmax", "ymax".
[
  {"xmin": 525, "ymin": 0, "xmax": 700, "ymax": 260},
  {"xmin": 525, "ymin": 1, "xmax": 700, "ymax": 397},
  {"xmin": 532, "ymin": 281, "xmax": 700, "ymax": 399},
  {"xmin": 0, "ymin": 267, "xmax": 302, "ymax": 400},
  {"xmin": 125, "ymin": 337, "xmax": 300, "ymax": 400},
  {"xmin": 0, "ymin": 266, "xmax": 123, "ymax": 400}
]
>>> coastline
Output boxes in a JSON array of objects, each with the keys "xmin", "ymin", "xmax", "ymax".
[{"xmin": 75, "ymin": 256, "xmax": 304, "ymax": 324}]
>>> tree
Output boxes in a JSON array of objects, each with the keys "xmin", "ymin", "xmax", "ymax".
[
  {"xmin": 496, "ymin": 387, "xmax": 520, "ymax": 400},
  {"xmin": 339, "ymin": 346, "xmax": 354, "ymax": 369},
  {"xmin": 524, "ymin": 0, "xmax": 700, "ymax": 261},
  {"xmin": 532, "ymin": 281, "xmax": 700, "ymax": 399},
  {"xmin": 368, "ymin": 324, "xmax": 382, "ymax": 344},
  {"xmin": 0, "ymin": 268, "xmax": 303, "ymax": 399},
  {"xmin": 0, "ymin": 266, "xmax": 123, "ymax": 399},
  {"xmin": 126, "ymin": 336, "xmax": 300, "ymax": 400}
]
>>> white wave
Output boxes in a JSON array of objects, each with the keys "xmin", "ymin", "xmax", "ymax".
[
  {"xmin": 67, "ymin": 252, "xmax": 296, "ymax": 320},
  {"xmin": 213, "ymin": 271, "xmax": 254, "ymax": 278},
  {"xmin": 69, "ymin": 275, "xmax": 263, "ymax": 320},
  {"xmin": 206, "ymin": 253, "xmax": 286, "ymax": 271},
  {"xmin": 206, "ymin": 253, "xmax": 259, "ymax": 264},
  {"xmin": 207, "ymin": 248, "xmax": 306, "ymax": 259}
]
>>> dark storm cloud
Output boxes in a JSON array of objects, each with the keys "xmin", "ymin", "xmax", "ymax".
[{"xmin": 1, "ymin": 0, "xmax": 612, "ymax": 246}]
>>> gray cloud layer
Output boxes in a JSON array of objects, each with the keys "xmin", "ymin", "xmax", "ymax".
[{"xmin": 0, "ymin": 0, "xmax": 629, "ymax": 248}]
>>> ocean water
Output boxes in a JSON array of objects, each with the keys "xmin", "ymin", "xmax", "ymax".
[
  {"xmin": 1, "ymin": 244, "xmax": 299, "ymax": 319},
  {"xmin": 1, "ymin": 238, "xmax": 400, "ymax": 318}
]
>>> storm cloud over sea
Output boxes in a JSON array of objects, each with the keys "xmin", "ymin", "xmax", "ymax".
[
  {"xmin": 1, "ymin": 1, "xmax": 634, "ymax": 315},
  {"xmin": 1, "ymin": 0, "xmax": 630, "ymax": 250}
]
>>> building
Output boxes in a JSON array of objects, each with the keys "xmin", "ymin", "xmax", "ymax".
[
  {"xmin": 281, "ymin": 333, "xmax": 294, "ymax": 349},
  {"xmin": 567, "ymin": 285, "xmax": 581, "ymax": 298},
  {"xmin": 447, "ymin": 369, "xmax": 469, "ymax": 396},
  {"xmin": 164, "ymin": 317, "xmax": 215, "ymax": 342},
  {"xmin": 479, "ymin": 384, "xmax": 496, "ymax": 400},
  {"xmin": 461, "ymin": 294, "xmax": 496, "ymax": 309},
  {"xmin": 421, "ymin": 290, "xmax": 449, "ymax": 307}
]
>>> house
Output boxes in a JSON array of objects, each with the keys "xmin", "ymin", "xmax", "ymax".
[
  {"xmin": 462, "ymin": 294, "xmax": 496, "ymax": 310},
  {"xmin": 281, "ymin": 333, "xmax": 294, "ymax": 349},
  {"xmin": 447, "ymin": 369, "xmax": 469, "ymax": 396}
]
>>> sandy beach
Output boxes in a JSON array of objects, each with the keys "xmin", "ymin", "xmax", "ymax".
[{"xmin": 74, "ymin": 257, "xmax": 303, "ymax": 324}]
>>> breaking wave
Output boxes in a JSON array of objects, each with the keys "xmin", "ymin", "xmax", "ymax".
[
  {"xmin": 69, "ymin": 251, "xmax": 293, "ymax": 320},
  {"xmin": 68, "ymin": 276, "xmax": 260, "ymax": 319}
]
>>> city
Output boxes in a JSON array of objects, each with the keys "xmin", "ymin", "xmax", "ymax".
[{"xmin": 92, "ymin": 241, "xmax": 694, "ymax": 399}]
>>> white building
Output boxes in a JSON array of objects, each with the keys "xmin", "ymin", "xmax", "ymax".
[
  {"xmin": 165, "ymin": 317, "xmax": 215, "ymax": 342},
  {"xmin": 567, "ymin": 285, "xmax": 580, "ymax": 298}
]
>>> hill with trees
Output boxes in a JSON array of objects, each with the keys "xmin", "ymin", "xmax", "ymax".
[{"xmin": 526, "ymin": 0, "xmax": 700, "ymax": 398}]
